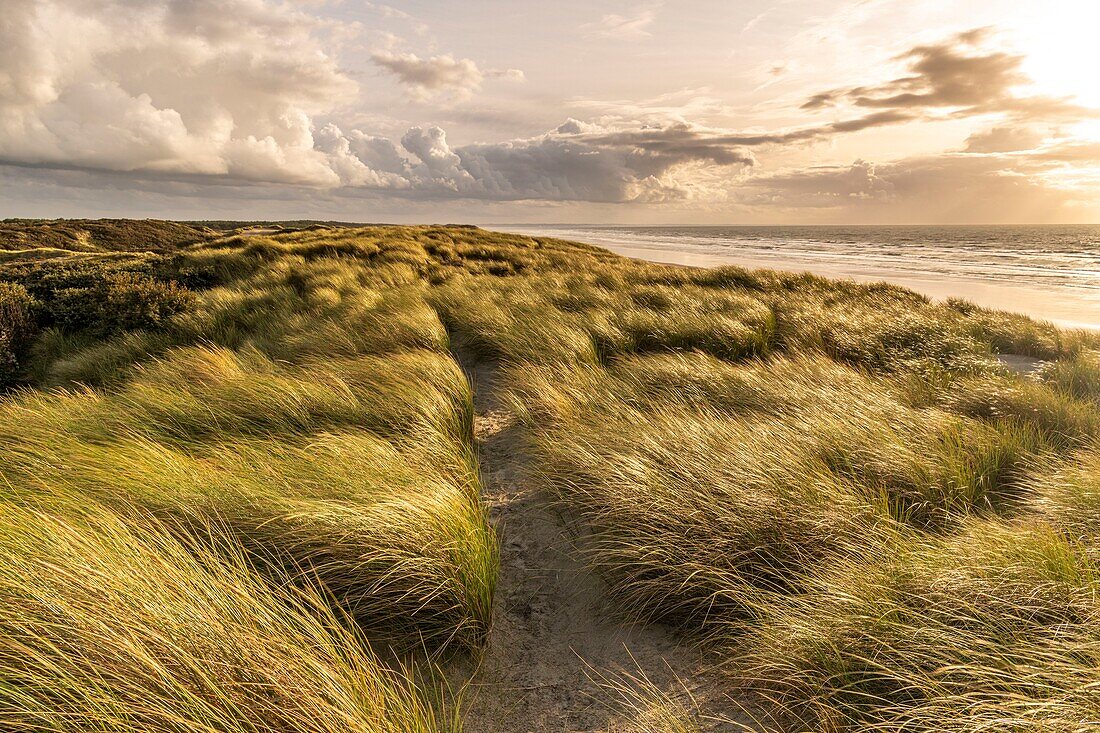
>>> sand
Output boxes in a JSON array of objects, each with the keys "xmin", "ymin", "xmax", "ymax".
[
  {"xmin": 453, "ymin": 350, "xmax": 758, "ymax": 732},
  {"xmin": 601, "ymin": 242, "xmax": 1100, "ymax": 332},
  {"xmin": 499, "ymin": 230, "xmax": 1100, "ymax": 331}
]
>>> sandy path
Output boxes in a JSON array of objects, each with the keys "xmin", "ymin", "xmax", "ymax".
[
  {"xmin": 454, "ymin": 352, "xmax": 750, "ymax": 732},
  {"xmin": 237, "ymin": 227, "xmax": 283, "ymax": 237}
]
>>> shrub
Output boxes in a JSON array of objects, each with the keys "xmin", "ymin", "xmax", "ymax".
[
  {"xmin": 50, "ymin": 272, "xmax": 194, "ymax": 336},
  {"xmin": 0, "ymin": 282, "xmax": 39, "ymax": 388}
]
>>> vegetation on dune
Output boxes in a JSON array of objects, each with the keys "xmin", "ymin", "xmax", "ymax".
[
  {"xmin": 0, "ymin": 218, "xmax": 215, "ymax": 253},
  {"xmin": 3, "ymin": 220, "xmax": 1100, "ymax": 731},
  {"xmin": 742, "ymin": 517, "xmax": 1100, "ymax": 732},
  {"xmin": 423, "ymin": 237, "xmax": 1100, "ymax": 730},
  {"xmin": 0, "ymin": 282, "xmax": 38, "ymax": 388},
  {"xmin": 431, "ymin": 274, "xmax": 775, "ymax": 364},
  {"xmin": 0, "ymin": 224, "xmax": 553, "ymax": 731},
  {"xmin": 507, "ymin": 353, "xmax": 1049, "ymax": 629},
  {"xmin": 0, "ymin": 500, "xmax": 454, "ymax": 733}
]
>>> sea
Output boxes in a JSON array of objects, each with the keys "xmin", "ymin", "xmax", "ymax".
[{"xmin": 498, "ymin": 225, "xmax": 1100, "ymax": 330}]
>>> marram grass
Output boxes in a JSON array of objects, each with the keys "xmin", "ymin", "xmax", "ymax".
[
  {"xmin": 0, "ymin": 499, "xmax": 457, "ymax": 733},
  {"xmin": 3, "ymin": 222, "xmax": 1100, "ymax": 732}
]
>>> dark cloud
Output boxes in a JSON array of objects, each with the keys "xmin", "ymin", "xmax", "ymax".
[
  {"xmin": 801, "ymin": 28, "xmax": 1020, "ymax": 112},
  {"xmin": 802, "ymin": 28, "xmax": 1098, "ymax": 124},
  {"xmin": 579, "ymin": 110, "xmax": 912, "ymax": 149},
  {"xmin": 566, "ymin": 122, "xmax": 756, "ymax": 165}
]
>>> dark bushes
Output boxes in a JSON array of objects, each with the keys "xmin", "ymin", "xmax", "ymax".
[
  {"xmin": 0, "ymin": 218, "xmax": 212, "ymax": 252},
  {"xmin": 2, "ymin": 256, "xmax": 197, "ymax": 340},
  {"xmin": 49, "ymin": 273, "xmax": 194, "ymax": 337},
  {"xmin": 0, "ymin": 283, "xmax": 39, "ymax": 387}
]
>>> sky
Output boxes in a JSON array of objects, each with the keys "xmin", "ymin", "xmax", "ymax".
[{"xmin": 1, "ymin": 0, "xmax": 1098, "ymax": 224}]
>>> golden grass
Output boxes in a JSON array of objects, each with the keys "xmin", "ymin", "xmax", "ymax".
[
  {"xmin": 3, "ymin": 222, "xmax": 1100, "ymax": 731},
  {"xmin": 0, "ymin": 499, "xmax": 456, "ymax": 733}
]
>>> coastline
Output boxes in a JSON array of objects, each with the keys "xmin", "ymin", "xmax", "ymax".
[{"xmin": 500, "ymin": 227, "xmax": 1100, "ymax": 331}]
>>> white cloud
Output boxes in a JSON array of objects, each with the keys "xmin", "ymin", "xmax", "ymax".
[
  {"xmin": 371, "ymin": 50, "xmax": 525, "ymax": 101},
  {"xmin": 0, "ymin": 1, "xmax": 745, "ymax": 203},
  {"xmin": 581, "ymin": 2, "xmax": 663, "ymax": 40},
  {"xmin": 371, "ymin": 51, "xmax": 483, "ymax": 100},
  {"xmin": 385, "ymin": 119, "xmax": 754, "ymax": 203},
  {"xmin": 0, "ymin": 0, "xmax": 356, "ymax": 185}
]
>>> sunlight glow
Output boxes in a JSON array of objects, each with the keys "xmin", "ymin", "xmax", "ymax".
[{"xmin": 1016, "ymin": 3, "xmax": 1100, "ymax": 108}]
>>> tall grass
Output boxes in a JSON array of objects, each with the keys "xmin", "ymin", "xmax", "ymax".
[
  {"xmin": 431, "ymin": 273, "xmax": 774, "ymax": 364},
  {"xmin": 0, "ymin": 498, "xmax": 456, "ymax": 733},
  {"xmin": 741, "ymin": 518, "xmax": 1100, "ymax": 732},
  {"xmin": 5, "ymin": 222, "xmax": 1100, "ymax": 730},
  {"xmin": 2, "ymin": 334, "xmax": 493, "ymax": 652},
  {"xmin": 506, "ymin": 352, "xmax": 1054, "ymax": 630},
  {"xmin": 420, "ymin": 237, "xmax": 1100, "ymax": 730},
  {"xmin": 0, "ymin": 225, "xmax": 519, "ymax": 729}
]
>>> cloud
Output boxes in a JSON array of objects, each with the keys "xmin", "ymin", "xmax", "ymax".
[
  {"xmin": 1, "ymin": 9, "xmax": 1096, "ymax": 219},
  {"xmin": 487, "ymin": 68, "xmax": 526, "ymax": 82},
  {"xmin": 964, "ymin": 126, "xmax": 1044, "ymax": 153},
  {"xmin": 0, "ymin": 0, "xmax": 356, "ymax": 185},
  {"xmin": 573, "ymin": 110, "xmax": 913, "ymax": 150},
  {"xmin": 371, "ymin": 51, "xmax": 483, "ymax": 100},
  {"xmin": 1022, "ymin": 140, "xmax": 1100, "ymax": 166},
  {"xmin": 569, "ymin": 121, "xmax": 758, "ymax": 165},
  {"xmin": 371, "ymin": 50, "xmax": 524, "ymax": 100},
  {"xmin": 0, "ymin": 0, "xmax": 749, "ymax": 205},
  {"xmin": 801, "ymin": 28, "xmax": 1098, "ymax": 124},
  {"xmin": 380, "ymin": 120, "xmax": 754, "ymax": 203},
  {"xmin": 364, "ymin": 2, "xmax": 429, "ymax": 34},
  {"xmin": 739, "ymin": 149, "xmax": 1099, "ymax": 223},
  {"xmin": 582, "ymin": 2, "xmax": 663, "ymax": 40}
]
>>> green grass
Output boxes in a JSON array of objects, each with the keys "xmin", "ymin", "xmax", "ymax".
[
  {"xmin": 0, "ymin": 218, "xmax": 214, "ymax": 252},
  {"xmin": 506, "ymin": 353, "xmax": 1049, "ymax": 631},
  {"xmin": 0, "ymin": 498, "xmax": 456, "ymax": 733},
  {"xmin": 3, "ymin": 221, "xmax": 1100, "ymax": 731},
  {"xmin": 741, "ymin": 519, "xmax": 1100, "ymax": 732},
  {"xmin": 417, "ymin": 233, "xmax": 1100, "ymax": 730},
  {"xmin": 0, "ymin": 224, "xmax": 523, "ymax": 730}
]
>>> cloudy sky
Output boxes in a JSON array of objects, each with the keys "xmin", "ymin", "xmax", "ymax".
[{"xmin": 2, "ymin": 0, "xmax": 1098, "ymax": 224}]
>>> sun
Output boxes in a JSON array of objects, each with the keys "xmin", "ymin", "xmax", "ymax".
[{"xmin": 1013, "ymin": 2, "xmax": 1100, "ymax": 109}]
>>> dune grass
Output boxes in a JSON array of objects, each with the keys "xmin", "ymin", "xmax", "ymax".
[
  {"xmin": 3, "ymin": 222, "xmax": 1100, "ymax": 731},
  {"xmin": 0, "ymin": 499, "xmax": 457, "ymax": 733},
  {"xmin": 426, "ymin": 241, "xmax": 1100, "ymax": 731},
  {"xmin": 0, "ymin": 218, "xmax": 214, "ymax": 252},
  {"xmin": 506, "ymin": 353, "xmax": 1048, "ymax": 628},
  {"xmin": 0, "ymin": 225, "xmax": 532, "ymax": 730}
]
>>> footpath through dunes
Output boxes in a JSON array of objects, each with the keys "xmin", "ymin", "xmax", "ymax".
[
  {"xmin": 9, "ymin": 223, "xmax": 1100, "ymax": 732},
  {"xmin": 452, "ymin": 347, "xmax": 755, "ymax": 733}
]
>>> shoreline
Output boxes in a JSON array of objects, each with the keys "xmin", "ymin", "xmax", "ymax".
[{"xmin": 501, "ymin": 228, "xmax": 1100, "ymax": 331}]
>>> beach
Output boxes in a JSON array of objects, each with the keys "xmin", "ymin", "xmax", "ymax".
[{"xmin": 502, "ymin": 225, "xmax": 1100, "ymax": 330}]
